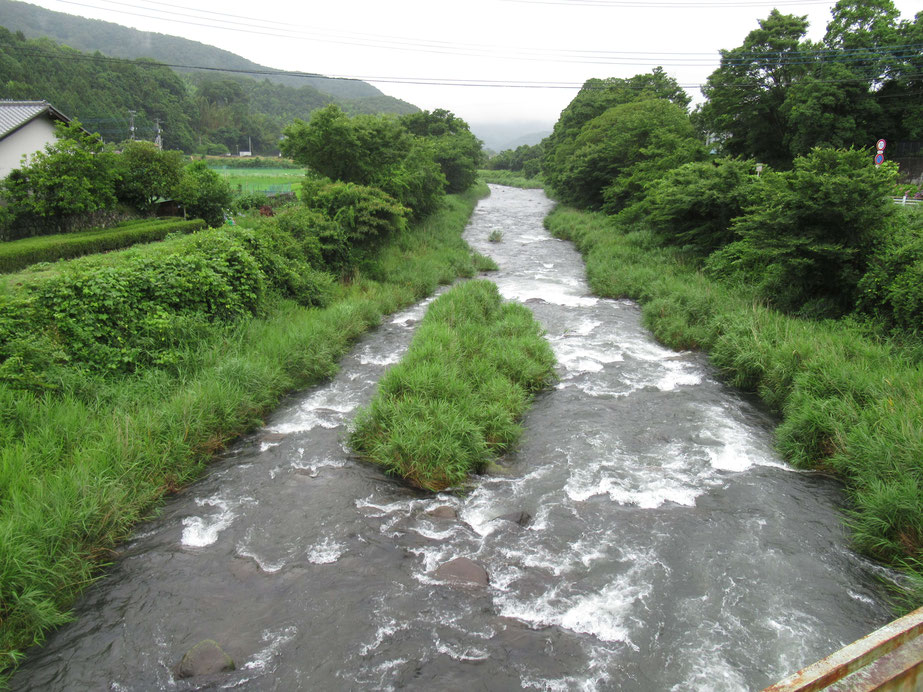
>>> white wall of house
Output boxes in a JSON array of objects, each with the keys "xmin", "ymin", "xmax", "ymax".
[{"xmin": 0, "ymin": 117, "xmax": 58, "ymax": 179}]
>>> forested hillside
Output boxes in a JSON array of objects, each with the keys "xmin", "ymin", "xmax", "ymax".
[
  {"xmin": 0, "ymin": 0, "xmax": 396, "ymax": 101},
  {"xmin": 0, "ymin": 16, "xmax": 416, "ymax": 155}
]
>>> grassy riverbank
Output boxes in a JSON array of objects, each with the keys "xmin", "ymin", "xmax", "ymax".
[
  {"xmin": 350, "ymin": 280, "xmax": 556, "ymax": 491},
  {"xmin": 545, "ymin": 205, "xmax": 923, "ymax": 608},
  {"xmin": 478, "ymin": 170, "xmax": 544, "ymax": 189},
  {"xmin": 0, "ymin": 185, "xmax": 491, "ymax": 679}
]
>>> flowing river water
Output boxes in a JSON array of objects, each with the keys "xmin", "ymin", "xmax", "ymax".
[{"xmin": 13, "ymin": 186, "xmax": 895, "ymax": 691}]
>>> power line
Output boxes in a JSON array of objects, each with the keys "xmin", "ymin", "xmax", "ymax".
[
  {"xmin": 45, "ymin": 0, "xmax": 922, "ymax": 67},
  {"xmin": 10, "ymin": 46, "xmax": 923, "ymax": 91}
]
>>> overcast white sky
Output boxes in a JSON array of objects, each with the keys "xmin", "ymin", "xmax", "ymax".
[{"xmin": 22, "ymin": 0, "xmax": 923, "ymax": 132}]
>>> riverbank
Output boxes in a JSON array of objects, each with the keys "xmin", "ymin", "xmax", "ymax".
[
  {"xmin": 545, "ymin": 204, "xmax": 923, "ymax": 609},
  {"xmin": 0, "ymin": 185, "xmax": 491, "ymax": 680}
]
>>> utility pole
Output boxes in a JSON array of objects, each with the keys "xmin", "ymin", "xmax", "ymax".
[
  {"xmin": 154, "ymin": 118, "xmax": 163, "ymax": 150},
  {"xmin": 128, "ymin": 110, "xmax": 136, "ymax": 141}
]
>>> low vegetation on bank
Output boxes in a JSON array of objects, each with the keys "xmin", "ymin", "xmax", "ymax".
[
  {"xmin": 478, "ymin": 169, "xmax": 544, "ymax": 189},
  {"xmin": 0, "ymin": 218, "xmax": 207, "ymax": 274},
  {"xmin": 350, "ymin": 279, "xmax": 556, "ymax": 491}
]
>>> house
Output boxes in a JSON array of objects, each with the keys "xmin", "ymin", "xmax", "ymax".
[{"xmin": 0, "ymin": 100, "xmax": 72, "ymax": 179}]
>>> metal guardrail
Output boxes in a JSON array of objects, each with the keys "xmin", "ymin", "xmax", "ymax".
[
  {"xmin": 892, "ymin": 196, "xmax": 921, "ymax": 206},
  {"xmin": 763, "ymin": 606, "xmax": 923, "ymax": 691}
]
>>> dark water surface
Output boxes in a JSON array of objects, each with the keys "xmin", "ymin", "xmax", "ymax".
[{"xmin": 13, "ymin": 186, "xmax": 893, "ymax": 691}]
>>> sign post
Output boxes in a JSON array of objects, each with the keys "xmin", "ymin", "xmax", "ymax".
[{"xmin": 875, "ymin": 139, "xmax": 887, "ymax": 166}]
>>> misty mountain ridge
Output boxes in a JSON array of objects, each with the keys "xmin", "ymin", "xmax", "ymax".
[{"xmin": 0, "ymin": 0, "xmax": 406, "ymax": 104}]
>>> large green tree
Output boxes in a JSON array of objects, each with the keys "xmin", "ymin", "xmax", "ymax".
[
  {"xmin": 114, "ymin": 140, "xmax": 185, "ymax": 213},
  {"xmin": 698, "ymin": 10, "xmax": 812, "ymax": 168},
  {"xmin": 542, "ymin": 68, "xmax": 690, "ymax": 195},
  {"xmin": 551, "ymin": 98, "xmax": 704, "ymax": 212},
  {"xmin": 699, "ymin": 2, "xmax": 917, "ymax": 167},
  {"xmin": 400, "ymin": 109, "xmax": 482, "ymax": 193},
  {"xmin": 280, "ymin": 105, "xmax": 410, "ymax": 186}
]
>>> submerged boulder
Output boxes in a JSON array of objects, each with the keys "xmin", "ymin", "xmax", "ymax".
[
  {"xmin": 495, "ymin": 511, "xmax": 531, "ymax": 527},
  {"xmin": 175, "ymin": 639, "xmax": 235, "ymax": 679},
  {"xmin": 427, "ymin": 506, "xmax": 458, "ymax": 520},
  {"xmin": 435, "ymin": 557, "xmax": 489, "ymax": 587}
]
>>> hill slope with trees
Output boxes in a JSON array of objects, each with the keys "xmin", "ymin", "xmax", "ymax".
[
  {"xmin": 0, "ymin": 27, "xmax": 417, "ymax": 154},
  {"xmin": 0, "ymin": 0, "xmax": 400, "ymax": 102}
]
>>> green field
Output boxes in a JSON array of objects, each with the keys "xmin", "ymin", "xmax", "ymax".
[{"xmin": 209, "ymin": 167, "xmax": 306, "ymax": 195}]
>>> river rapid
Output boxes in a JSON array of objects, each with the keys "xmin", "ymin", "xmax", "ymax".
[{"xmin": 12, "ymin": 185, "xmax": 894, "ymax": 691}]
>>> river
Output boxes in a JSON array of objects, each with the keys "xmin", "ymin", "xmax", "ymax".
[{"xmin": 12, "ymin": 185, "xmax": 893, "ymax": 691}]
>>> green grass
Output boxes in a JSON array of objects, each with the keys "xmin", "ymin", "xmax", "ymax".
[
  {"xmin": 349, "ymin": 279, "xmax": 556, "ymax": 491},
  {"xmin": 0, "ymin": 184, "xmax": 490, "ymax": 681},
  {"xmin": 0, "ymin": 218, "xmax": 206, "ymax": 275},
  {"xmin": 545, "ymin": 204, "xmax": 923, "ymax": 610},
  {"xmin": 478, "ymin": 170, "xmax": 544, "ymax": 189},
  {"xmin": 209, "ymin": 167, "xmax": 306, "ymax": 195}
]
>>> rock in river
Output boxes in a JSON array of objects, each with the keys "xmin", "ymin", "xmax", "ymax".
[
  {"xmin": 435, "ymin": 557, "xmax": 489, "ymax": 587},
  {"xmin": 174, "ymin": 639, "xmax": 235, "ymax": 678}
]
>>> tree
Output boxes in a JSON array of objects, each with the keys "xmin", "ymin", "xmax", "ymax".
[
  {"xmin": 400, "ymin": 109, "xmax": 483, "ymax": 192},
  {"xmin": 1, "ymin": 120, "xmax": 117, "ymax": 227},
  {"xmin": 114, "ymin": 140, "xmax": 184, "ymax": 213},
  {"xmin": 542, "ymin": 68, "xmax": 690, "ymax": 195},
  {"xmin": 551, "ymin": 98, "xmax": 704, "ymax": 212},
  {"xmin": 172, "ymin": 161, "xmax": 232, "ymax": 227},
  {"xmin": 711, "ymin": 148, "xmax": 897, "ymax": 317},
  {"xmin": 280, "ymin": 105, "xmax": 410, "ymax": 186},
  {"xmin": 698, "ymin": 11, "xmax": 812, "ymax": 168}
]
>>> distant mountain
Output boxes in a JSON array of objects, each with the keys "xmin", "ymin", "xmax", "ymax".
[
  {"xmin": 0, "ymin": 25, "xmax": 414, "ymax": 154},
  {"xmin": 0, "ymin": 0, "xmax": 411, "ymax": 107},
  {"xmin": 469, "ymin": 121, "xmax": 553, "ymax": 153}
]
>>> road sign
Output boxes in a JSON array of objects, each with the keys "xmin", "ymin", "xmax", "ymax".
[
  {"xmin": 877, "ymin": 139, "xmax": 887, "ymax": 151},
  {"xmin": 875, "ymin": 153, "xmax": 885, "ymax": 166}
]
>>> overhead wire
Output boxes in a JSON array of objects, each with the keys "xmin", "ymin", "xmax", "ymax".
[{"xmin": 10, "ymin": 46, "xmax": 923, "ymax": 90}]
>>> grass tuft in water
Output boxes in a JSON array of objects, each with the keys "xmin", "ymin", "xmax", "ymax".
[{"xmin": 349, "ymin": 279, "xmax": 556, "ymax": 491}]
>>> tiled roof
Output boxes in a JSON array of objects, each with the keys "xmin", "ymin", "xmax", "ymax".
[{"xmin": 0, "ymin": 101, "xmax": 70, "ymax": 140}]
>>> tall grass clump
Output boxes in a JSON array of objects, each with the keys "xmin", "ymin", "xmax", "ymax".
[
  {"xmin": 0, "ymin": 186, "xmax": 489, "ymax": 681},
  {"xmin": 350, "ymin": 279, "xmax": 556, "ymax": 491},
  {"xmin": 546, "ymin": 204, "xmax": 923, "ymax": 609}
]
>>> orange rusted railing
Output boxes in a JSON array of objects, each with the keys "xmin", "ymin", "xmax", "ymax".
[{"xmin": 764, "ymin": 607, "xmax": 923, "ymax": 691}]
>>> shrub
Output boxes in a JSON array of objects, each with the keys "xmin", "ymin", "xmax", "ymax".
[
  {"xmin": 0, "ymin": 219, "xmax": 206, "ymax": 274},
  {"xmin": 856, "ymin": 208, "xmax": 923, "ymax": 334},
  {"xmin": 643, "ymin": 157, "xmax": 759, "ymax": 256},
  {"xmin": 304, "ymin": 182, "xmax": 407, "ymax": 257},
  {"xmin": 172, "ymin": 162, "xmax": 233, "ymax": 227},
  {"xmin": 709, "ymin": 148, "xmax": 898, "ymax": 318}
]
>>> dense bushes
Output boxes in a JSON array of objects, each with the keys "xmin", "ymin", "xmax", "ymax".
[
  {"xmin": 856, "ymin": 208, "xmax": 923, "ymax": 334},
  {"xmin": 0, "ymin": 218, "xmax": 206, "ymax": 274},
  {"xmin": 350, "ymin": 280, "xmax": 556, "ymax": 491},
  {"xmin": 281, "ymin": 105, "xmax": 482, "ymax": 220},
  {"xmin": 709, "ymin": 149, "xmax": 898, "ymax": 318},
  {"xmin": 0, "ymin": 224, "xmax": 333, "ymax": 381},
  {"xmin": 643, "ymin": 158, "xmax": 758, "ymax": 256}
]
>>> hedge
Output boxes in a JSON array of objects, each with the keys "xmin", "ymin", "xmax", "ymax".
[{"xmin": 0, "ymin": 218, "xmax": 207, "ymax": 274}]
